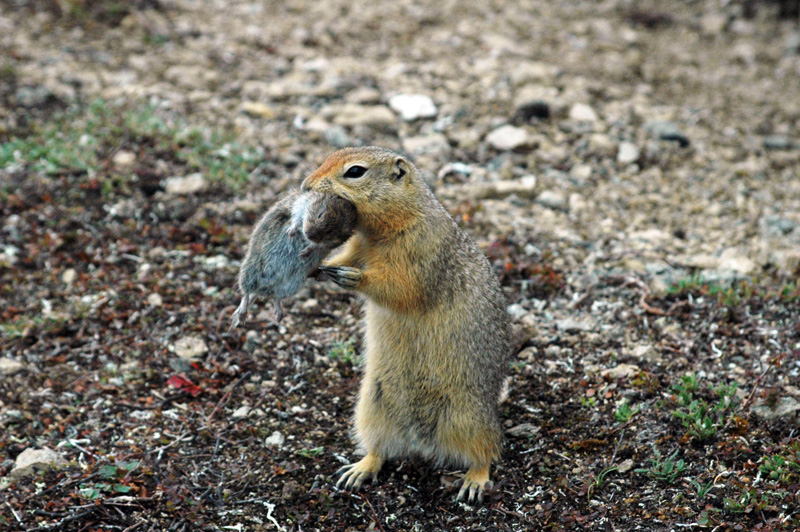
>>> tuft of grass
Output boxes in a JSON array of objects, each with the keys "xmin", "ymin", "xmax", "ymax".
[
  {"xmin": 667, "ymin": 275, "xmax": 800, "ymax": 305},
  {"xmin": 1, "ymin": 99, "xmax": 265, "ymax": 189},
  {"xmin": 328, "ymin": 338, "xmax": 360, "ymax": 365},
  {"xmin": 613, "ymin": 402, "xmax": 640, "ymax": 423},
  {"xmin": 635, "ymin": 448, "xmax": 686, "ymax": 484},
  {"xmin": 297, "ymin": 447, "xmax": 324, "ymax": 458},
  {"xmin": 670, "ymin": 375, "xmax": 739, "ymax": 442}
]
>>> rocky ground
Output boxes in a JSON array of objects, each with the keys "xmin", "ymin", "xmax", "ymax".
[{"xmin": 1, "ymin": 0, "xmax": 800, "ymax": 530}]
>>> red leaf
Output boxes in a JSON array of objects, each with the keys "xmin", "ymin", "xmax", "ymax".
[{"xmin": 167, "ymin": 374, "xmax": 202, "ymax": 397}]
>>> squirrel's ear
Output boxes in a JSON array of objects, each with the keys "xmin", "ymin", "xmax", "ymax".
[{"xmin": 392, "ymin": 157, "xmax": 409, "ymax": 181}]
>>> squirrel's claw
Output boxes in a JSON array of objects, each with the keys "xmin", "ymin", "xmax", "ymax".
[
  {"xmin": 334, "ymin": 453, "xmax": 383, "ymax": 491},
  {"xmin": 335, "ymin": 463, "xmax": 375, "ymax": 491},
  {"xmin": 319, "ymin": 266, "xmax": 362, "ymax": 289},
  {"xmin": 455, "ymin": 471, "xmax": 492, "ymax": 505}
]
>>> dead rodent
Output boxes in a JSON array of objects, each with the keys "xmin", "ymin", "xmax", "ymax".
[
  {"xmin": 229, "ymin": 190, "xmax": 357, "ymax": 330},
  {"xmin": 301, "ymin": 147, "xmax": 511, "ymax": 504}
]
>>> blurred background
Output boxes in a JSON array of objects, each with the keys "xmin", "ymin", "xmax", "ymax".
[{"xmin": 1, "ymin": 1, "xmax": 799, "ymax": 531}]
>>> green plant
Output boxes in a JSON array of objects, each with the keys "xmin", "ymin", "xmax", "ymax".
[
  {"xmin": 671, "ymin": 373, "xmax": 700, "ymax": 405},
  {"xmin": 1, "ymin": 99, "xmax": 265, "ymax": 188},
  {"xmin": 584, "ymin": 465, "xmax": 618, "ymax": 500},
  {"xmin": 579, "ymin": 396, "xmax": 597, "ymax": 408},
  {"xmin": 688, "ymin": 478, "xmax": 715, "ymax": 499},
  {"xmin": 329, "ymin": 338, "xmax": 360, "ymax": 365},
  {"xmin": 635, "ymin": 448, "xmax": 686, "ymax": 483},
  {"xmin": 297, "ymin": 447, "xmax": 324, "ymax": 458},
  {"xmin": 79, "ymin": 461, "xmax": 140, "ymax": 499},
  {"xmin": 670, "ymin": 375, "xmax": 739, "ymax": 441},
  {"xmin": 614, "ymin": 402, "xmax": 640, "ymax": 423}
]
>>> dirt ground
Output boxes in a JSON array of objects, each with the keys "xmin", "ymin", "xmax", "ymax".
[{"xmin": 1, "ymin": 0, "xmax": 800, "ymax": 531}]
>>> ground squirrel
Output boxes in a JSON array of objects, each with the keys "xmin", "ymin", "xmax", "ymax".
[
  {"xmin": 302, "ymin": 147, "xmax": 511, "ymax": 503},
  {"xmin": 230, "ymin": 190, "xmax": 356, "ymax": 330}
]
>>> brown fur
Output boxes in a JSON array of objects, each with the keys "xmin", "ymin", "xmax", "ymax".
[{"xmin": 302, "ymin": 147, "xmax": 511, "ymax": 504}]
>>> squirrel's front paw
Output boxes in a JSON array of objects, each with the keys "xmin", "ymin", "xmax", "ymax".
[
  {"xmin": 319, "ymin": 266, "xmax": 362, "ymax": 289},
  {"xmin": 334, "ymin": 453, "xmax": 383, "ymax": 491},
  {"xmin": 455, "ymin": 467, "xmax": 493, "ymax": 505}
]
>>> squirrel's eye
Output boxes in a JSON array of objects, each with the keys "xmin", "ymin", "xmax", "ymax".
[{"xmin": 342, "ymin": 165, "xmax": 367, "ymax": 178}]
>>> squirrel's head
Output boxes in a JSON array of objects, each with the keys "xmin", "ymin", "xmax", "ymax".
[{"xmin": 301, "ymin": 147, "xmax": 422, "ymax": 238}]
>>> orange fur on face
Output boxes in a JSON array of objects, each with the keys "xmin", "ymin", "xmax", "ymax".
[{"xmin": 301, "ymin": 153, "xmax": 348, "ymax": 192}]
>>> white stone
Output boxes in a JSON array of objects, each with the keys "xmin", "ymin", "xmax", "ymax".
[
  {"xmin": 265, "ymin": 431, "xmax": 285, "ymax": 447},
  {"xmin": 0, "ymin": 358, "xmax": 25, "ymax": 376},
  {"xmin": 389, "ymin": 93, "xmax": 437, "ymax": 121},
  {"xmin": 617, "ymin": 141, "xmax": 640, "ymax": 164},
  {"xmin": 241, "ymin": 101, "xmax": 275, "ymax": 119},
  {"xmin": 62, "ymin": 268, "xmax": 77, "ymax": 285},
  {"xmin": 172, "ymin": 336, "xmax": 208, "ymax": 360},
  {"xmin": 601, "ymin": 363, "xmax": 640, "ymax": 379},
  {"xmin": 112, "ymin": 150, "xmax": 136, "ymax": 167},
  {"xmin": 507, "ymin": 304, "xmax": 528, "ymax": 320},
  {"xmin": 569, "ymin": 103, "xmax": 599, "ymax": 122},
  {"xmin": 718, "ymin": 248, "xmax": 756, "ymax": 275},
  {"xmin": 232, "ymin": 406, "xmax": 251, "ymax": 419},
  {"xmin": 555, "ymin": 317, "xmax": 596, "ymax": 332},
  {"xmin": 333, "ymin": 105, "xmax": 396, "ymax": 127},
  {"xmin": 164, "ymin": 173, "xmax": 206, "ymax": 195},
  {"xmin": 437, "ymin": 175, "xmax": 537, "ymax": 201},
  {"xmin": 402, "ymin": 133, "xmax": 450, "ymax": 156},
  {"xmin": 486, "ymin": 125, "xmax": 529, "ymax": 151},
  {"xmin": 10, "ymin": 448, "xmax": 67, "ymax": 478},
  {"xmin": 147, "ymin": 293, "xmax": 163, "ymax": 307}
]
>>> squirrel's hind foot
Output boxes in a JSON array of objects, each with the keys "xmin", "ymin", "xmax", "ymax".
[
  {"xmin": 455, "ymin": 466, "xmax": 493, "ymax": 505},
  {"xmin": 334, "ymin": 452, "xmax": 383, "ymax": 491}
]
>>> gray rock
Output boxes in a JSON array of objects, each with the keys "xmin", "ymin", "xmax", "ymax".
[
  {"xmin": 784, "ymin": 32, "xmax": 800, "ymax": 54},
  {"xmin": 15, "ymin": 85, "xmax": 56, "ymax": 107},
  {"xmin": 0, "ymin": 358, "xmax": 25, "ymax": 376},
  {"xmin": 10, "ymin": 448, "xmax": 67, "ymax": 478},
  {"xmin": 753, "ymin": 397, "xmax": 800, "ymax": 421},
  {"xmin": 537, "ymin": 190, "xmax": 568, "ymax": 211},
  {"xmin": 762, "ymin": 215, "xmax": 798, "ymax": 235},
  {"xmin": 486, "ymin": 125, "xmax": 529, "ymax": 151},
  {"xmin": 763, "ymin": 135, "xmax": 792, "ymax": 151},
  {"xmin": 645, "ymin": 121, "xmax": 690, "ymax": 147},
  {"xmin": 323, "ymin": 125, "xmax": 354, "ymax": 148},
  {"xmin": 506, "ymin": 423, "xmax": 541, "ymax": 437},
  {"xmin": 388, "ymin": 94, "xmax": 437, "ymax": 121}
]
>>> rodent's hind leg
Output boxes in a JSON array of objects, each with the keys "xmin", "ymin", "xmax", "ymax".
[
  {"xmin": 319, "ymin": 266, "xmax": 362, "ymax": 289},
  {"xmin": 455, "ymin": 464, "xmax": 492, "ymax": 504},
  {"xmin": 274, "ymin": 300, "xmax": 284, "ymax": 322},
  {"xmin": 229, "ymin": 293, "xmax": 250, "ymax": 332},
  {"xmin": 334, "ymin": 452, "xmax": 384, "ymax": 491}
]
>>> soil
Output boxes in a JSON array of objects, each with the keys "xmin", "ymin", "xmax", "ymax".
[{"xmin": 1, "ymin": 1, "xmax": 800, "ymax": 531}]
